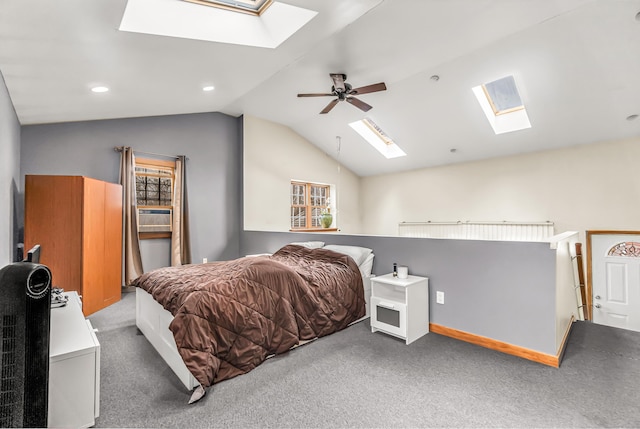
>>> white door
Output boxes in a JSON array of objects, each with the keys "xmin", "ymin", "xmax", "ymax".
[{"xmin": 591, "ymin": 234, "xmax": 640, "ymax": 332}]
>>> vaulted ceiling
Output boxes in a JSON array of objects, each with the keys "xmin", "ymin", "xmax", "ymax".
[{"xmin": 1, "ymin": 0, "xmax": 639, "ymax": 176}]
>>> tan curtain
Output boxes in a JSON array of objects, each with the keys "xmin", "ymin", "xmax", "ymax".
[
  {"xmin": 171, "ymin": 156, "xmax": 191, "ymax": 266},
  {"xmin": 119, "ymin": 147, "xmax": 144, "ymax": 283}
]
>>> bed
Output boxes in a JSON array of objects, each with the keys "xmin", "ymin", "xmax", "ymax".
[{"xmin": 133, "ymin": 243, "xmax": 374, "ymax": 401}]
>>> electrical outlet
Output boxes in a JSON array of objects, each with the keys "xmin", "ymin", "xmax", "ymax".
[
  {"xmin": 202, "ymin": 258, "xmax": 208, "ymax": 264},
  {"xmin": 436, "ymin": 291, "xmax": 445, "ymax": 304}
]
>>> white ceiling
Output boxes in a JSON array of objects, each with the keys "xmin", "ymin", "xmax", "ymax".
[{"xmin": 1, "ymin": 0, "xmax": 639, "ymax": 177}]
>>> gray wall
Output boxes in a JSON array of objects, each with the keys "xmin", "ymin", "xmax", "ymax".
[
  {"xmin": 9, "ymin": 82, "xmax": 561, "ymax": 354},
  {"xmin": 0, "ymin": 71, "xmax": 21, "ymax": 265},
  {"xmin": 20, "ymin": 112, "xmax": 242, "ymax": 271},
  {"xmin": 241, "ymin": 230, "xmax": 558, "ymax": 354}
]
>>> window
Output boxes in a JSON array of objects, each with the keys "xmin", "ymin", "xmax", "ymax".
[
  {"xmin": 135, "ymin": 158, "xmax": 175, "ymax": 238},
  {"xmin": 290, "ymin": 181, "xmax": 335, "ymax": 231},
  {"xmin": 482, "ymin": 75, "xmax": 524, "ymax": 116},
  {"xmin": 119, "ymin": 0, "xmax": 317, "ymax": 49},
  {"xmin": 608, "ymin": 242, "xmax": 640, "ymax": 258},
  {"xmin": 472, "ymin": 75, "xmax": 531, "ymax": 135},
  {"xmin": 349, "ymin": 117, "xmax": 406, "ymax": 159}
]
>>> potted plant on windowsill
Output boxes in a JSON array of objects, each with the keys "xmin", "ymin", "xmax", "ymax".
[{"xmin": 320, "ymin": 207, "xmax": 333, "ymax": 228}]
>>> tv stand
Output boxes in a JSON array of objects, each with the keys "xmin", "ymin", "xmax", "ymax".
[{"xmin": 48, "ymin": 292, "xmax": 100, "ymax": 428}]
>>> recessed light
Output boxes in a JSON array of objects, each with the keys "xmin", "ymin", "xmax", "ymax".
[
  {"xmin": 91, "ymin": 86, "xmax": 109, "ymax": 93},
  {"xmin": 450, "ymin": 148, "xmax": 457, "ymax": 153},
  {"xmin": 635, "ymin": 11, "xmax": 640, "ymax": 21},
  {"xmin": 430, "ymin": 75, "xmax": 440, "ymax": 82},
  {"xmin": 627, "ymin": 114, "xmax": 639, "ymax": 121},
  {"xmin": 202, "ymin": 86, "xmax": 215, "ymax": 92}
]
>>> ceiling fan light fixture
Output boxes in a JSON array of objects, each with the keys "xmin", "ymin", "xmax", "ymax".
[{"xmin": 349, "ymin": 118, "xmax": 406, "ymax": 159}]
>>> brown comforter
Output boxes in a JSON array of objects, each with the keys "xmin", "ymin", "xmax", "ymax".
[{"xmin": 132, "ymin": 244, "xmax": 365, "ymax": 388}]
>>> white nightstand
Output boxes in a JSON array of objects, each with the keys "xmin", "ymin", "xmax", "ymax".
[{"xmin": 370, "ymin": 273, "xmax": 429, "ymax": 345}]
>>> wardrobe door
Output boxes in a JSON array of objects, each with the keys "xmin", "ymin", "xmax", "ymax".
[
  {"xmin": 24, "ymin": 175, "xmax": 83, "ymax": 294},
  {"xmin": 103, "ymin": 181, "xmax": 123, "ymax": 310},
  {"xmin": 82, "ymin": 177, "xmax": 107, "ymax": 316},
  {"xmin": 81, "ymin": 178, "xmax": 122, "ymax": 316}
]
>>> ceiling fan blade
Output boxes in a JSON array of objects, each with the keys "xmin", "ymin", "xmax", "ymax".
[
  {"xmin": 349, "ymin": 82, "xmax": 387, "ymax": 95},
  {"xmin": 346, "ymin": 96, "xmax": 372, "ymax": 112},
  {"xmin": 330, "ymin": 73, "xmax": 347, "ymax": 92},
  {"xmin": 320, "ymin": 99, "xmax": 340, "ymax": 114},
  {"xmin": 297, "ymin": 93, "xmax": 335, "ymax": 97}
]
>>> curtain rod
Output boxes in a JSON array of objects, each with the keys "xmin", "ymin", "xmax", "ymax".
[{"xmin": 114, "ymin": 146, "xmax": 186, "ymax": 160}]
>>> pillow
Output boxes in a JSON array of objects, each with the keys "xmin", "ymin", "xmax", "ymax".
[
  {"xmin": 359, "ymin": 253, "xmax": 375, "ymax": 277},
  {"xmin": 289, "ymin": 241, "xmax": 325, "ymax": 249},
  {"xmin": 323, "ymin": 244, "xmax": 373, "ymax": 266}
]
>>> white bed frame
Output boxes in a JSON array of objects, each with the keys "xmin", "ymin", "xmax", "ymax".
[
  {"xmin": 135, "ymin": 276, "xmax": 372, "ymax": 391},
  {"xmin": 136, "ymin": 288, "xmax": 199, "ymax": 390}
]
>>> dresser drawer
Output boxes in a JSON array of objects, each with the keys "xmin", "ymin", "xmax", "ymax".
[{"xmin": 371, "ymin": 296, "xmax": 406, "ymax": 338}]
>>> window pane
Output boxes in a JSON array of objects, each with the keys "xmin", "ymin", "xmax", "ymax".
[
  {"xmin": 291, "ymin": 184, "xmax": 305, "ymax": 206},
  {"xmin": 159, "ymin": 178, "xmax": 172, "ymax": 202},
  {"xmin": 136, "ymin": 177, "xmax": 146, "ymax": 191},
  {"xmin": 311, "ymin": 207, "xmax": 322, "ymax": 227},
  {"xmin": 483, "ymin": 75, "xmax": 523, "ymax": 113},
  {"xmin": 310, "ymin": 185, "xmax": 328, "ymax": 209},
  {"xmin": 291, "ymin": 207, "xmax": 306, "ymax": 228},
  {"xmin": 135, "ymin": 162, "xmax": 173, "ymax": 207}
]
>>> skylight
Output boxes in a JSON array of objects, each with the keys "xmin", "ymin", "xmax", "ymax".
[
  {"xmin": 472, "ymin": 75, "xmax": 531, "ymax": 135},
  {"xmin": 119, "ymin": 0, "xmax": 317, "ymax": 49},
  {"xmin": 349, "ymin": 118, "xmax": 406, "ymax": 159},
  {"xmin": 183, "ymin": 0, "xmax": 273, "ymax": 16}
]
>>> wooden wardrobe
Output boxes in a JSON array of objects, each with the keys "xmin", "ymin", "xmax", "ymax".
[{"xmin": 24, "ymin": 175, "xmax": 123, "ymax": 316}]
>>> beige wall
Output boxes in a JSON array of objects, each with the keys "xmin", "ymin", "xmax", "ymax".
[
  {"xmin": 361, "ymin": 137, "xmax": 640, "ymax": 243},
  {"xmin": 245, "ymin": 114, "xmax": 639, "ymax": 244},
  {"xmin": 243, "ymin": 115, "xmax": 363, "ymax": 234}
]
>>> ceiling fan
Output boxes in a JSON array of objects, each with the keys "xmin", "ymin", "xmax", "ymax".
[{"xmin": 297, "ymin": 73, "xmax": 387, "ymax": 114}]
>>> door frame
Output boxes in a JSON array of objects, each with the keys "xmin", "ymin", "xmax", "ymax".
[{"xmin": 586, "ymin": 230, "xmax": 640, "ymax": 322}]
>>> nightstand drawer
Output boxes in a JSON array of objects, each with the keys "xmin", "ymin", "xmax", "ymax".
[
  {"xmin": 372, "ymin": 282, "xmax": 406, "ymax": 304},
  {"xmin": 371, "ymin": 297, "xmax": 406, "ymax": 338}
]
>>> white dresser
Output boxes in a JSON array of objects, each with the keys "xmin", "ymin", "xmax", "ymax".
[{"xmin": 48, "ymin": 291, "xmax": 101, "ymax": 428}]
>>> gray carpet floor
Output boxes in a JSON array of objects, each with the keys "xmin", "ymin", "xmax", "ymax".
[{"xmin": 88, "ymin": 290, "xmax": 640, "ymax": 428}]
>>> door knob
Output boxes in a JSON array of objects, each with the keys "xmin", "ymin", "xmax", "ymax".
[{"xmin": 594, "ymin": 303, "xmax": 601, "ymax": 308}]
